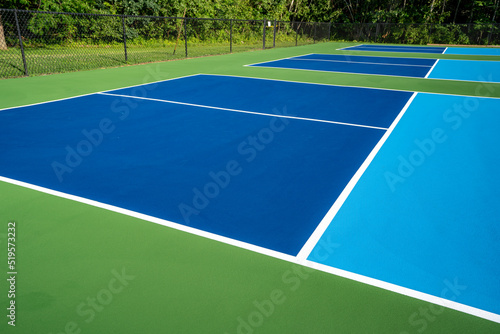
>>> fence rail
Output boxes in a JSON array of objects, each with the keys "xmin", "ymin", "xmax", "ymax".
[{"xmin": 0, "ymin": 8, "xmax": 499, "ymax": 79}]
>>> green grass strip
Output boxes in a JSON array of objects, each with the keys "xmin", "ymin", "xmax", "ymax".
[{"xmin": 1, "ymin": 182, "xmax": 499, "ymax": 333}]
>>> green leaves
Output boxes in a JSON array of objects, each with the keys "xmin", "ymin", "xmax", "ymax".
[{"xmin": 3, "ymin": 0, "xmax": 499, "ymax": 25}]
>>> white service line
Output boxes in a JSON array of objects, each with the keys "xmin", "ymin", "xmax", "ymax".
[
  {"xmin": 1, "ymin": 172, "xmax": 499, "ymax": 324},
  {"xmin": 336, "ymin": 44, "xmax": 364, "ymax": 51},
  {"xmin": 289, "ymin": 57, "xmax": 434, "ymax": 68},
  {"xmin": 98, "ymin": 92, "xmax": 388, "ymax": 130},
  {"xmin": 296, "ymin": 92, "xmax": 418, "ymax": 260},
  {"xmin": 0, "ymin": 73, "xmax": 201, "ymax": 112},
  {"xmin": 304, "ymin": 260, "xmax": 500, "ymax": 324},
  {"xmin": 0, "ymin": 176, "xmax": 297, "ymax": 264},
  {"xmin": 243, "ymin": 54, "xmax": 309, "ymax": 67},
  {"xmin": 207, "ymin": 73, "xmax": 500, "ymax": 98},
  {"xmin": 424, "ymin": 59, "xmax": 440, "ymax": 78}
]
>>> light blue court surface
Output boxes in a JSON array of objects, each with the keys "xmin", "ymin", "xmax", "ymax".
[
  {"xmin": 248, "ymin": 54, "xmax": 437, "ymax": 78},
  {"xmin": 428, "ymin": 59, "xmax": 500, "ymax": 83},
  {"xmin": 444, "ymin": 47, "xmax": 500, "ymax": 56},
  {"xmin": 0, "ymin": 75, "xmax": 412, "ymax": 256},
  {"xmin": 308, "ymin": 93, "xmax": 500, "ymax": 316},
  {"xmin": 340, "ymin": 44, "xmax": 446, "ymax": 53}
]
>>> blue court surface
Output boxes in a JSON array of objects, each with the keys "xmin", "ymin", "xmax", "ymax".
[
  {"xmin": 247, "ymin": 54, "xmax": 437, "ymax": 78},
  {"xmin": 2, "ymin": 72, "xmax": 500, "ymax": 324},
  {"xmin": 341, "ymin": 44, "xmax": 500, "ymax": 56},
  {"xmin": 249, "ymin": 54, "xmax": 500, "ymax": 83},
  {"xmin": 340, "ymin": 44, "xmax": 447, "ymax": 53},
  {"xmin": 0, "ymin": 74, "xmax": 412, "ymax": 255},
  {"xmin": 308, "ymin": 92, "xmax": 500, "ymax": 317}
]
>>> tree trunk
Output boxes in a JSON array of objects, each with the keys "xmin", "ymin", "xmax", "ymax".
[
  {"xmin": 428, "ymin": 0, "xmax": 437, "ymax": 22},
  {"xmin": 453, "ymin": 0, "xmax": 462, "ymax": 23},
  {"xmin": 0, "ymin": 15, "xmax": 8, "ymax": 50},
  {"xmin": 492, "ymin": 0, "xmax": 499, "ymax": 23}
]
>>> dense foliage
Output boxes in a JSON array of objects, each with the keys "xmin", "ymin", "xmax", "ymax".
[{"xmin": 2, "ymin": 0, "xmax": 499, "ymax": 24}]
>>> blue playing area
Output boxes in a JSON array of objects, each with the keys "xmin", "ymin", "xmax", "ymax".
[
  {"xmin": 248, "ymin": 54, "xmax": 437, "ymax": 78},
  {"xmin": 249, "ymin": 54, "xmax": 500, "ymax": 83},
  {"xmin": 339, "ymin": 44, "xmax": 447, "ymax": 53},
  {"xmin": 0, "ymin": 74, "xmax": 412, "ymax": 255},
  {"xmin": 308, "ymin": 92, "xmax": 500, "ymax": 317},
  {"xmin": 341, "ymin": 44, "xmax": 500, "ymax": 56},
  {"xmin": 444, "ymin": 47, "xmax": 500, "ymax": 56}
]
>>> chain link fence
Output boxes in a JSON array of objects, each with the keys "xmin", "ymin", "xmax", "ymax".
[
  {"xmin": 330, "ymin": 22, "xmax": 500, "ymax": 46},
  {"xmin": 1, "ymin": 8, "xmax": 498, "ymax": 79},
  {"xmin": 0, "ymin": 9, "xmax": 329, "ymax": 78}
]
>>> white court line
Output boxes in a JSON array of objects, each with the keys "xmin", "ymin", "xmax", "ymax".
[
  {"xmin": 98, "ymin": 92, "xmax": 388, "ymax": 130},
  {"xmin": 443, "ymin": 47, "xmax": 449, "ymax": 54},
  {"xmin": 336, "ymin": 44, "xmax": 364, "ymax": 51},
  {"xmin": 296, "ymin": 92, "xmax": 418, "ymax": 260},
  {"xmin": 243, "ymin": 54, "xmax": 312, "ymax": 67},
  {"xmin": 311, "ymin": 52, "xmax": 438, "ymax": 61},
  {"xmin": 4, "ymin": 72, "xmax": 497, "ymax": 115},
  {"xmin": 208, "ymin": 73, "xmax": 500, "ymax": 99},
  {"xmin": 425, "ymin": 59, "xmax": 440, "ymax": 78},
  {"xmin": 304, "ymin": 260, "xmax": 500, "ymax": 324},
  {"xmin": 0, "ymin": 176, "xmax": 298, "ymax": 267},
  {"xmin": 338, "ymin": 45, "xmax": 448, "ymax": 53},
  {"xmin": 289, "ymin": 57, "xmax": 433, "ymax": 68},
  {"xmin": 0, "ymin": 74, "xmax": 201, "ymax": 112},
  {"xmin": 1, "ymin": 173, "xmax": 499, "ymax": 324},
  {"xmin": 245, "ymin": 63, "xmax": 500, "ymax": 85},
  {"xmin": 246, "ymin": 64, "xmax": 432, "ymax": 80}
]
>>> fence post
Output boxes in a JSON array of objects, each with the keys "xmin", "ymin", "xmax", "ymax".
[
  {"xmin": 328, "ymin": 22, "xmax": 332, "ymax": 41},
  {"xmin": 313, "ymin": 22, "xmax": 317, "ymax": 43},
  {"xmin": 184, "ymin": 18, "xmax": 188, "ymax": 57},
  {"xmin": 14, "ymin": 9, "xmax": 28, "ymax": 76},
  {"xmin": 273, "ymin": 19, "xmax": 277, "ymax": 48},
  {"xmin": 295, "ymin": 21, "xmax": 298, "ymax": 46},
  {"xmin": 487, "ymin": 23, "xmax": 495, "ymax": 45},
  {"xmin": 262, "ymin": 19, "xmax": 266, "ymax": 49},
  {"xmin": 428, "ymin": 24, "xmax": 432, "ymax": 44},
  {"xmin": 121, "ymin": 16, "xmax": 128, "ymax": 62},
  {"xmin": 230, "ymin": 19, "xmax": 233, "ymax": 53}
]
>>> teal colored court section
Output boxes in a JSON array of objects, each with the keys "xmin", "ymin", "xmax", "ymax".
[
  {"xmin": 445, "ymin": 47, "xmax": 500, "ymax": 56},
  {"xmin": 308, "ymin": 93, "xmax": 500, "ymax": 316},
  {"xmin": 429, "ymin": 59, "xmax": 500, "ymax": 83}
]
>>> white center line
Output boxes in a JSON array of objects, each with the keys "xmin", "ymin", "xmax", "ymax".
[
  {"xmin": 98, "ymin": 92, "xmax": 388, "ymax": 131},
  {"xmin": 290, "ymin": 57, "xmax": 434, "ymax": 68}
]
